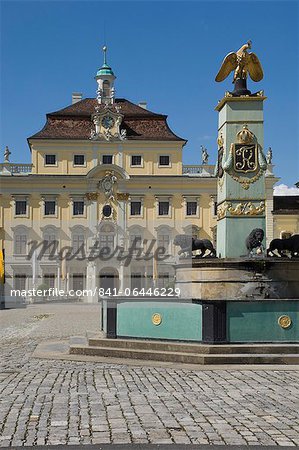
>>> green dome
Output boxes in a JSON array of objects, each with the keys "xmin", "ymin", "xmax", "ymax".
[{"xmin": 96, "ymin": 63, "xmax": 114, "ymax": 77}]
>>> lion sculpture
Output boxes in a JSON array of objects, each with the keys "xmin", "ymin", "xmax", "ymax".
[
  {"xmin": 267, "ymin": 235, "xmax": 299, "ymax": 257},
  {"xmin": 174, "ymin": 234, "xmax": 216, "ymax": 258},
  {"xmin": 245, "ymin": 228, "xmax": 265, "ymax": 256}
]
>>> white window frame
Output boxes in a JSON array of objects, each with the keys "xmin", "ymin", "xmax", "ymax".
[
  {"xmin": 157, "ymin": 231, "xmax": 171, "ymax": 254},
  {"xmin": 15, "ymin": 198, "xmax": 28, "ymax": 217},
  {"xmin": 42, "ymin": 196, "xmax": 58, "ymax": 218},
  {"xmin": 43, "ymin": 226, "xmax": 58, "ymax": 255},
  {"xmin": 72, "ymin": 228, "xmax": 86, "ymax": 254},
  {"xmin": 158, "ymin": 154, "xmax": 171, "ymax": 167},
  {"xmin": 70, "ymin": 195, "xmax": 87, "ymax": 219},
  {"xmin": 44, "ymin": 200, "xmax": 57, "ymax": 217},
  {"xmin": 130, "ymin": 154, "xmax": 143, "ymax": 168},
  {"xmin": 129, "ymin": 226, "xmax": 144, "ymax": 254},
  {"xmin": 71, "ymin": 197, "xmax": 86, "ymax": 217},
  {"xmin": 14, "ymin": 227, "xmax": 28, "ymax": 255},
  {"xmin": 102, "ymin": 154, "xmax": 114, "ymax": 165},
  {"xmin": 184, "ymin": 196, "xmax": 200, "ymax": 218},
  {"xmin": 44, "ymin": 154, "xmax": 58, "ymax": 167},
  {"xmin": 129, "ymin": 196, "xmax": 144, "ymax": 217},
  {"xmin": 12, "ymin": 195, "xmax": 29, "ymax": 219},
  {"xmin": 73, "ymin": 154, "xmax": 86, "ymax": 167},
  {"xmin": 156, "ymin": 196, "xmax": 172, "ymax": 218}
]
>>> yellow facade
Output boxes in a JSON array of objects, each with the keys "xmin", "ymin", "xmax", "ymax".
[{"xmin": 0, "ymin": 53, "xmax": 295, "ymax": 304}]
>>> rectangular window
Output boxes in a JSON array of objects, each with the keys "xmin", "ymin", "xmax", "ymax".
[
  {"xmin": 102, "ymin": 155, "xmax": 113, "ymax": 164},
  {"xmin": 131, "ymin": 272, "xmax": 142, "ymax": 290},
  {"xmin": 158, "ymin": 234, "xmax": 170, "ymax": 253},
  {"xmin": 44, "ymin": 233, "xmax": 57, "ymax": 255},
  {"xmin": 130, "ymin": 201, "xmax": 142, "ymax": 216},
  {"xmin": 73, "ymin": 155, "xmax": 85, "ymax": 166},
  {"xmin": 159, "ymin": 155, "xmax": 170, "ymax": 166},
  {"xmin": 72, "ymin": 273, "xmax": 84, "ymax": 291},
  {"xmin": 44, "ymin": 201, "xmax": 56, "ymax": 216},
  {"xmin": 187, "ymin": 201, "xmax": 197, "ymax": 216},
  {"xmin": 72, "ymin": 234, "xmax": 85, "ymax": 253},
  {"xmin": 14, "ymin": 274, "xmax": 27, "ymax": 291},
  {"xmin": 15, "ymin": 200, "xmax": 27, "ymax": 216},
  {"xmin": 99, "ymin": 234, "xmax": 114, "ymax": 251},
  {"xmin": 73, "ymin": 201, "xmax": 84, "ymax": 216},
  {"xmin": 45, "ymin": 154, "xmax": 56, "ymax": 165},
  {"xmin": 131, "ymin": 155, "xmax": 142, "ymax": 166},
  {"xmin": 130, "ymin": 235, "xmax": 142, "ymax": 254},
  {"xmin": 158, "ymin": 273, "xmax": 170, "ymax": 289},
  {"xmin": 43, "ymin": 274, "xmax": 55, "ymax": 289},
  {"xmin": 158, "ymin": 201, "xmax": 169, "ymax": 216},
  {"xmin": 15, "ymin": 235, "xmax": 27, "ymax": 255}
]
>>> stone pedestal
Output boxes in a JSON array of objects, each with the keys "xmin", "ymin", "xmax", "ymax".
[
  {"xmin": 175, "ymin": 258, "xmax": 299, "ymax": 343},
  {"xmin": 215, "ymin": 95, "xmax": 267, "ymax": 258}
]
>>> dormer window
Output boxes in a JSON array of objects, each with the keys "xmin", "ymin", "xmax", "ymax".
[
  {"xmin": 45, "ymin": 154, "xmax": 57, "ymax": 166},
  {"xmin": 102, "ymin": 155, "xmax": 113, "ymax": 164},
  {"xmin": 73, "ymin": 155, "xmax": 85, "ymax": 166},
  {"xmin": 159, "ymin": 155, "xmax": 170, "ymax": 166},
  {"xmin": 131, "ymin": 155, "xmax": 142, "ymax": 167}
]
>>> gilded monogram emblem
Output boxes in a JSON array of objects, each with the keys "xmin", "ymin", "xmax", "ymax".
[
  {"xmin": 222, "ymin": 125, "xmax": 267, "ymax": 189},
  {"xmin": 234, "ymin": 144, "xmax": 258, "ymax": 173},
  {"xmin": 152, "ymin": 313, "xmax": 162, "ymax": 326},
  {"xmin": 278, "ymin": 315, "xmax": 292, "ymax": 329}
]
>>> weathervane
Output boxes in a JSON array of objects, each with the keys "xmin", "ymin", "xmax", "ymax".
[{"xmin": 215, "ymin": 41, "xmax": 263, "ymax": 96}]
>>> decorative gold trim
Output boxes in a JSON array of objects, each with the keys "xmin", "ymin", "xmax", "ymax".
[
  {"xmin": 85, "ymin": 192, "xmax": 98, "ymax": 201},
  {"xmin": 229, "ymin": 169, "xmax": 264, "ymax": 189},
  {"xmin": 228, "ymin": 201, "xmax": 265, "ymax": 216},
  {"xmin": 217, "ymin": 201, "xmax": 230, "ymax": 220},
  {"xmin": 236, "ymin": 125, "xmax": 255, "ymax": 145},
  {"xmin": 152, "ymin": 313, "xmax": 162, "ymax": 326},
  {"xmin": 217, "ymin": 201, "xmax": 265, "ymax": 220},
  {"xmin": 117, "ymin": 193, "xmax": 130, "ymax": 201},
  {"xmin": 215, "ymin": 95, "xmax": 267, "ymax": 111},
  {"xmin": 234, "ymin": 144, "xmax": 258, "ymax": 173},
  {"xmin": 278, "ymin": 315, "xmax": 292, "ymax": 329}
]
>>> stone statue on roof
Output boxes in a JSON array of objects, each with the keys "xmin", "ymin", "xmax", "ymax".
[
  {"xmin": 4, "ymin": 146, "xmax": 11, "ymax": 162},
  {"xmin": 266, "ymin": 147, "xmax": 273, "ymax": 165},
  {"xmin": 201, "ymin": 145, "xmax": 209, "ymax": 164}
]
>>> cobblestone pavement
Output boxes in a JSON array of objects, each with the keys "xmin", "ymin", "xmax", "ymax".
[{"xmin": 1, "ymin": 303, "xmax": 299, "ymax": 447}]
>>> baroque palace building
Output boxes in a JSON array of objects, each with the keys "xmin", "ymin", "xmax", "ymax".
[{"xmin": 0, "ymin": 49, "xmax": 298, "ymax": 303}]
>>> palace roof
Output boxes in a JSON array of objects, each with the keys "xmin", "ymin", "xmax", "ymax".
[
  {"xmin": 28, "ymin": 98, "xmax": 185, "ymax": 142},
  {"xmin": 273, "ymin": 196, "xmax": 299, "ymax": 214}
]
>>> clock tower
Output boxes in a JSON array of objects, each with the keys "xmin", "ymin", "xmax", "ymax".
[{"xmin": 95, "ymin": 46, "xmax": 116, "ymax": 105}]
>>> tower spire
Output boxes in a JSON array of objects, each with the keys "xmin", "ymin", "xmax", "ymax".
[
  {"xmin": 95, "ymin": 45, "xmax": 116, "ymax": 105},
  {"xmin": 103, "ymin": 45, "xmax": 107, "ymax": 65}
]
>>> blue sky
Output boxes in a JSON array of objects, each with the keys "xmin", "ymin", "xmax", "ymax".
[{"xmin": 1, "ymin": 0, "xmax": 298, "ymax": 186}]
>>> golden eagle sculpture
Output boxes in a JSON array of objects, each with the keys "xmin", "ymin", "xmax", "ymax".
[{"xmin": 215, "ymin": 41, "xmax": 263, "ymax": 85}]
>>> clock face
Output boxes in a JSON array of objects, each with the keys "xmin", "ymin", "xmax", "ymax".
[{"xmin": 101, "ymin": 116, "xmax": 115, "ymax": 129}]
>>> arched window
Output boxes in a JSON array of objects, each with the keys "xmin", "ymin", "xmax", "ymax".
[
  {"xmin": 72, "ymin": 227, "xmax": 86, "ymax": 253},
  {"xmin": 184, "ymin": 225, "xmax": 200, "ymax": 240},
  {"xmin": 43, "ymin": 227, "xmax": 58, "ymax": 255},
  {"xmin": 157, "ymin": 226, "xmax": 171, "ymax": 254},
  {"xmin": 14, "ymin": 227, "xmax": 28, "ymax": 255},
  {"xmin": 99, "ymin": 223, "xmax": 115, "ymax": 252}
]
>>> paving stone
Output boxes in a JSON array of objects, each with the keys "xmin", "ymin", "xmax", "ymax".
[{"xmin": 0, "ymin": 303, "xmax": 299, "ymax": 447}]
